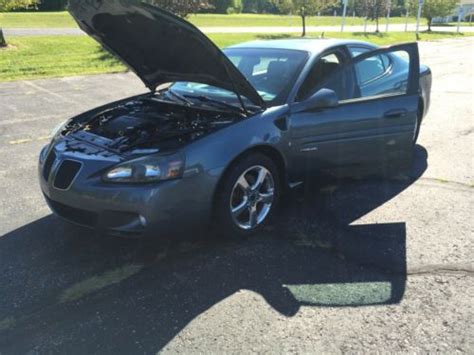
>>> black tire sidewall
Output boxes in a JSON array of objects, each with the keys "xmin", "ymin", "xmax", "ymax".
[{"xmin": 215, "ymin": 153, "xmax": 281, "ymax": 238}]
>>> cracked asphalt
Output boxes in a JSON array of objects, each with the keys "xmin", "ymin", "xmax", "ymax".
[{"xmin": 0, "ymin": 38, "xmax": 473, "ymax": 353}]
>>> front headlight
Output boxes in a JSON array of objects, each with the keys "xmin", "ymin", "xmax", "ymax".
[
  {"xmin": 39, "ymin": 144, "xmax": 49, "ymax": 163},
  {"xmin": 102, "ymin": 152, "xmax": 185, "ymax": 184},
  {"xmin": 51, "ymin": 119, "xmax": 69, "ymax": 137}
]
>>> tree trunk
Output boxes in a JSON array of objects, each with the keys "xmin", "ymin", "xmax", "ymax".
[
  {"xmin": 375, "ymin": 17, "xmax": 379, "ymax": 33},
  {"xmin": 427, "ymin": 17, "xmax": 432, "ymax": 32},
  {"xmin": 0, "ymin": 28, "xmax": 7, "ymax": 47},
  {"xmin": 301, "ymin": 15, "xmax": 306, "ymax": 37}
]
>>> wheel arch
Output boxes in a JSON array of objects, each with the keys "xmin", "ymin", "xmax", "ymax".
[{"xmin": 212, "ymin": 144, "xmax": 287, "ymax": 210}]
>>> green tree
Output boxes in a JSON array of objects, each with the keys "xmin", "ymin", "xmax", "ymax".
[
  {"xmin": 211, "ymin": 0, "xmax": 232, "ymax": 13},
  {"xmin": 37, "ymin": 0, "xmax": 67, "ymax": 11},
  {"xmin": 0, "ymin": 0, "xmax": 38, "ymax": 47},
  {"xmin": 243, "ymin": 0, "xmax": 277, "ymax": 13},
  {"xmin": 273, "ymin": 0, "xmax": 295, "ymax": 14},
  {"xmin": 145, "ymin": 0, "xmax": 211, "ymax": 17},
  {"xmin": 227, "ymin": 0, "xmax": 243, "ymax": 13},
  {"xmin": 411, "ymin": 0, "xmax": 457, "ymax": 31},
  {"xmin": 352, "ymin": 0, "xmax": 387, "ymax": 32},
  {"xmin": 274, "ymin": 0, "xmax": 338, "ymax": 35}
]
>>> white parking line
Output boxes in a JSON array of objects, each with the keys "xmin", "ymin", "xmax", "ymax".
[{"xmin": 23, "ymin": 81, "xmax": 76, "ymax": 104}]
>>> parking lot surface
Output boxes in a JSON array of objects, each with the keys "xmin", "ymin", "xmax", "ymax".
[{"xmin": 0, "ymin": 38, "xmax": 472, "ymax": 353}]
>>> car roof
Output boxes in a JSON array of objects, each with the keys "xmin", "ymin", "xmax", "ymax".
[{"xmin": 227, "ymin": 38, "xmax": 375, "ymax": 55}]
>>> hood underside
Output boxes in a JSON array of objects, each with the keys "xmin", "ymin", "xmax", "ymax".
[{"xmin": 68, "ymin": 0, "xmax": 265, "ymax": 108}]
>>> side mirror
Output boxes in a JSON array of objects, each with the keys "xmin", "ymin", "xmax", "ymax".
[{"xmin": 294, "ymin": 88, "xmax": 339, "ymax": 112}]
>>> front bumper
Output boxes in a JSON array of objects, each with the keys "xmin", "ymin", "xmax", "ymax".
[{"xmin": 38, "ymin": 143, "xmax": 215, "ymax": 238}]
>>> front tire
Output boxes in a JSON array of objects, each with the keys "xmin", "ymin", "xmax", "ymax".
[{"xmin": 215, "ymin": 153, "xmax": 281, "ymax": 238}]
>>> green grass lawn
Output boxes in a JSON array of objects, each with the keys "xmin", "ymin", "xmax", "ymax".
[
  {"xmin": 1, "ymin": 31, "xmax": 471, "ymax": 82},
  {"xmin": 0, "ymin": 36, "xmax": 124, "ymax": 81},
  {"xmin": 0, "ymin": 11, "xmax": 422, "ymax": 28},
  {"xmin": 0, "ymin": 11, "xmax": 76, "ymax": 28}
]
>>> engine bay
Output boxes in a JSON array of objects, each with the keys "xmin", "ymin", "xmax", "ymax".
[{"xmin": 61, "ymin": 95, "xmax": 244, "ymax": 155}]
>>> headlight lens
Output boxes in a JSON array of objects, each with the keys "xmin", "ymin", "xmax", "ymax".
[
  {"xmin": 103, "ymin": 152, "xmax": 185, "ymax": 184},
  {"xmin": 39, "ymin": 145, "xmax": 49, "ymax": 163},
  {"xmin": 51, "ymin": 120, "xmax": 69, "ymax": 137}
]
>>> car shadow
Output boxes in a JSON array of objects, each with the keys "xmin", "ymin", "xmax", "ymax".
[{"xmin": 0, "ymin": 146, "xmax": 428, "ymax": 353}]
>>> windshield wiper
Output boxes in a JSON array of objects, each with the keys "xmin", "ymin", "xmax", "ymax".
[
  {"xmin": 183, "ymin": 94, "xmax": 245, "ymax": 114},
  {"xmin": 165, "ymin": 89, "xmax": 194, "ymax": 106}
]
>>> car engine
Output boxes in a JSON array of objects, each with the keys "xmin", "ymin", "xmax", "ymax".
[{"xmin": 61, "ymin": 96, "xmax": 243, "ymax": 155}]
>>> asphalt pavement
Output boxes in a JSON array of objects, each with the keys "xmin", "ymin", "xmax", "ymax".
[{"xmin": 0, "ymin": 38, "xmax": 472, "ymax": 353}]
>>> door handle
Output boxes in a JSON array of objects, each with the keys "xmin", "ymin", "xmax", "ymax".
[{"xmin": 384, "ymin": 109, "xmax": 407, "ymax": 119}]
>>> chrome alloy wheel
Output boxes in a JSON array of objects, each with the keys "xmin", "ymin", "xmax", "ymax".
[{"xmin": 230, "ymin": 165, "xmax": 275, "ymax": 230}]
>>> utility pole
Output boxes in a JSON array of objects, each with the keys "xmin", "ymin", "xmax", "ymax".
[
  {"xmin": 405, "ymin": 1, "xmax": 410, "ymax": 32},
  {"xmin": 457, "ymin": 6, "xmax": 464, "ymax": 33},
  {"xmin": 386, "ymin": 0, "xmax": 391, "ymax": 32},
  {"xmin": 341, "ymin": 0, "xmax": 348, "ymax": 32},
  {"xmin": 416, "ymin": 0, "xmax": 424, "ymax": 38}
]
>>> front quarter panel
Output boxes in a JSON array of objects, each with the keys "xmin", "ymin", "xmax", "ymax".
[{"xmin": 182, "ymin": 105, "xmax": 291, "ymax": 203}]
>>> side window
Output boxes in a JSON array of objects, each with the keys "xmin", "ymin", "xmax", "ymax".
[
  {"xmin": 350, "ymin": 45, "xmax": 393, "ymax": 86},
  {"xmin": 297, "ymin": 51, "xmax": 353, "ymax": 101},
  {"xmin": 353, "ymin": 50, "xmax": 409, "ymax": 99},
  {"xmin": 356, "ymin": 54, "xmax": 391, "ymax": 85},
  {"xmin": 349, "ymin": 46, "xmax": 370, "ymax": 58}
]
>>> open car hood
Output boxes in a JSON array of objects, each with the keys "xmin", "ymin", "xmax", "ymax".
[{"xmin": 68, "ymin": 0, "xmax": 265, "ymax": 108}]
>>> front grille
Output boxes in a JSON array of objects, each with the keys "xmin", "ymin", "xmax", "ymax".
[
  {"xmin": 53, "ymin": 160, "xmax": 82, "ymax": 190},
  {"xmin": 46, "ymin": 196, "xmax": 97, "ymax": 227},
  {"xmin": 43, "ymin": 150, "xmax": 56, "ymax": 181}
]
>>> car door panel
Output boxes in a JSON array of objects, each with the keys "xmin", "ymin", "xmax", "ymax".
[
  {"xmin": 288, "ymin": 43, "xmax": 420, "ymax": 179},
  {"xmin": 290, "ymin": 94, "xmax": 417, "ymax": 170}
]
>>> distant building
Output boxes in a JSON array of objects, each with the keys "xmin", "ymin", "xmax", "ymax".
[
  {"xmin": 458, "ymin": 0, "xmax": 474, "ymax": 20},
  {"xmin": 432, "ymin": 0, "xmax": 474, "ymax": 23}
]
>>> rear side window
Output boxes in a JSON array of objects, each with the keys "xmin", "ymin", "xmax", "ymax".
[{"xmin": 350, "ymin": 47, "xmax": 409, "ymax": 99}]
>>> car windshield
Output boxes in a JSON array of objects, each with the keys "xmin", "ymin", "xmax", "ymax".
[{"xmin": 169, "ymin": 48, "xmax": 308, "ymax": 107}]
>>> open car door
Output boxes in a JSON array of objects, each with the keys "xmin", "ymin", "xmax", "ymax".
[
  {"xmin": 289, "ymin": 42, "xmax": 420, "ymax": 178},
  {"xmin": 348, "ymin": 42, "xmax": 420, "ymax": 164}
]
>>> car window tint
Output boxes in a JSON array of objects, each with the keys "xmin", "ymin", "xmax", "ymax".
[
  {"xmin": 381, "ymin": 54, "xmax": 391, "ymax": 69},
  {"xmin": 350, "ymin": 46, "xmax": 393, "ymax": 83},
  {"xmin": 297, "ymin": 51, "xmax": 353, "ymax": 102},
  {"xmin": 349, "ymin": 46, "xmax": 370, "ymax": 58},
  {"xmin": 297, "ymin": 53, "xmax": 339, "ymax": 100},
  {"xmin": 321, "ymin": 53, "xmax": 339, "ymax": 64},
  {"xmin": 354, "ymin": 50, "xmax": 409, "ymax": 99},
  {"xmin": 355, "ymin": 55, "xmax": 388, "ymax": 85},
  {"xmin": 224, "ymin": 48, "xmax": 308, "ymax": 105},
  {"xmin": 171, "ymin": 49, "xmax": 307, "ymax": 107}
]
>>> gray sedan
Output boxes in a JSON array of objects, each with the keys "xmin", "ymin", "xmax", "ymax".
[{"xmin": 39, "ymin": 1, "xmax": 432, "ymax": 238}]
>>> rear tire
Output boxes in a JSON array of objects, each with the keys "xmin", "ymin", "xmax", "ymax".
[{"xmin": 215, "ymin": 153, "xmax": 281, "ymax": 238}]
